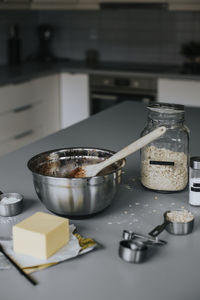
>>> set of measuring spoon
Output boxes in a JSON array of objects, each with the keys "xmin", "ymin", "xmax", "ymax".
[{"xmin": 119, "ymin": 209, "xmax": 194, "ymax": 263}]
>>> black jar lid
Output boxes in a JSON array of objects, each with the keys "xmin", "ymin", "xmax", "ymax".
[{"xmin": 190, "ymin": 157, "xmax": 200, "ymax": 169}]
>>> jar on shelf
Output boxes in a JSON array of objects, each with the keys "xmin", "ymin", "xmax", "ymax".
[{"xmin": 140, "ymin": 103, "xmax": 189, "ymax": 193}]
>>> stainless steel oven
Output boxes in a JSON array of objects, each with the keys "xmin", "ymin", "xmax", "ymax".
[{"xmin": 90, "ymin": 74, "xmax": 157, "ymax": 115}]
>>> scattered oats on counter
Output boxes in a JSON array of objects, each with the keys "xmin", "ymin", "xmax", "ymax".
[
  {"xmin": 141, "ymin": 145, "xmax": 188, "ymax": 191},
  {"xmin": 166, "ymin": 210, "xmax": 194, "ymax": 223}
]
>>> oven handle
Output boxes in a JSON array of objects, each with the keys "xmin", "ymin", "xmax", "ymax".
[{"xmin": 91, "ymin": 93, "xmax": 118, "ymax": 101}]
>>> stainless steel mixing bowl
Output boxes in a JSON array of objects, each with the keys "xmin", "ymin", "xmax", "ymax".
[{"xmin": 27, "ymin": 147, "xmax": 125, "ymax": 217}]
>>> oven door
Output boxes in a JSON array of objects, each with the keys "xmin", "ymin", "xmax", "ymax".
[{"xmin": 90, "ymin": 91, "xmax": 155, "ymax": 115}]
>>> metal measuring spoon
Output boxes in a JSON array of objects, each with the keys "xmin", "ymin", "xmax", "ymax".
[
  {"xmin": 119, "ymin": 230, "xmax": 166, "ymax": 263},
  {"xmin": 122, "ymin": 229, "xmax": 167, "ymax": 245},
  {"xmin": 148, "ymin": 210, "xmax": 194, "ymax": 237}
]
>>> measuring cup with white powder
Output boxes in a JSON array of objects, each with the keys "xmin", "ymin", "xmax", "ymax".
[{"xmin": 0, "ymin": 192, "xmax": 23, "ymax": 216}]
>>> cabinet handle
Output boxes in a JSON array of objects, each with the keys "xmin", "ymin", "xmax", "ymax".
[
  {"xmin": 14, "ymin": 129, "xmax": 34, "ymax": 140},
  {"xmin": 91, "ymin": 94, "xmax": 118, "ymax": 101},
  {"xmin": 13, "ymin": 104, "xmax": 33, "ymax": 113}
]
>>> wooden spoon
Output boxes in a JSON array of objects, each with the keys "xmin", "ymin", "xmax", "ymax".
[{"xmin": 71, "ymin": 126, "xmax": 167, "ymax": 178}]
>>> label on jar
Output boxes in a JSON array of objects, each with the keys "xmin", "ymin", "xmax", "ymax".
[
  {"xmin": 189, "ymin": 178, "xmax": 200, "ymax": 206},
  {"xmin": 150, "ymin": 160, "xmax": 174, "ymax": 166}
]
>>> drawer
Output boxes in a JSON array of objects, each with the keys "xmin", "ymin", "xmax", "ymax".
[
  {"xmin": 0, "ymin": 126, "xmax": 45, "ymax": 157},
  {"xmin": 0, "ymin": 74, "xmax": 59, "ymax": 115},
  {"xmin": 0, "ymin": 101, "xmax": 45, "ymax": 142},
  {"xmin": 0, "ymin": 80, "xmax": 35, "ymax": 114}
]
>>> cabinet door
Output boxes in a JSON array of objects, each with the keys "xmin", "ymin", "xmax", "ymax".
[
  {"xmin": 32, "ymin": 74, "xmax": 60, "ymax": 136},
  {"xmin": 158, "ymin": 78, "xmax": 200, "ymax": 107},
  {"xmin": 60, "ymin": 73, "xmax": 89, "ymax": 129}
]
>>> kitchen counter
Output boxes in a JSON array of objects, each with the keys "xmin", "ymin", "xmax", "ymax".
[
  {"xmin": 1, "ymin": 101, "xmax": 200, "ymax": 300},
  {"xmin": 0, "ymin": 60, "xmax": 200, "ymax": 87}
]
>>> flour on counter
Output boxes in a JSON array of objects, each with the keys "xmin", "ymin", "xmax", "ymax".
[{"xmin": 0, "ymin": 216, "xmax": 20, "ymax": 224}]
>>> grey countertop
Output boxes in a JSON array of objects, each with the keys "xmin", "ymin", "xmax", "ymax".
[
  {"xmin": 1, "ymin": 101, "xmax": 200, "ymax": 300},
  {"xmin": 0, "ymin": 60, "xmax": 200, "ymax": 87}
]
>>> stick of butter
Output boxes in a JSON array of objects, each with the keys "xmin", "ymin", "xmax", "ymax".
[{"xmin": 13, "ymin": 212, "xmax": 69, "ymax": 260}]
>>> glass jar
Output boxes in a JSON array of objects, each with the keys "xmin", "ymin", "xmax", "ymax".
[
  {"xmin": 189, "ymin": 157, "xmax": 200, "ymax": 206},
  {"xmin": 140, "ymin": 103, "xmax": 189, "ymax": 192}
]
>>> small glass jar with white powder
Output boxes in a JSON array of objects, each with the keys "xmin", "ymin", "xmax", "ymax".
[
  {"xmin": 189, "ymin": 157, "xmax": 200, "ymax": 206},
  {"xmin": 140, "ymin": 103, "xmax": 189, "ymax": 192}
]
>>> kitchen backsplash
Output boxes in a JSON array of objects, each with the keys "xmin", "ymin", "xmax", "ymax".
[{"xmin": 0, "ymin": 8, "xmax": 200, "ymax": 65}]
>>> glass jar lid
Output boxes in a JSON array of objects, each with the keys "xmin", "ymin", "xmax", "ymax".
[{"xmin": 148, "ymin": 103, "xmax": 184, "ymax": 114}]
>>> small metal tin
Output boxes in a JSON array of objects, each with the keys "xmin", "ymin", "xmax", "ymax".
[
  {"xmin": 119, "ymin": 240, "xmax": 148, "ymax": 263},
  {"xmin": 0, "ymin": 192, "xmax": 23, "ymax": 217}
]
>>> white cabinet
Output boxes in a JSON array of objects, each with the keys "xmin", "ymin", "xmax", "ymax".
[
  {"xmin": 0, "ymin": 72, "xmax": 89, "ymax": 156},
  {"xmin": 0, "ymin": 74, "xmax": 60, "ymax": 156},
  {"xmin": 60, "ymin": 73, "xmax": 89, "ymax": 129},
  {"xmin": 158, "ymin": 78, "xmax": 200, "ymax": 107}
]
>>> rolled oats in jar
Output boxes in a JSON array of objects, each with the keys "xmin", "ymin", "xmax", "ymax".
[{"xmin": 140, "ymin": 103, "xmax": 189, "ymax": 192}]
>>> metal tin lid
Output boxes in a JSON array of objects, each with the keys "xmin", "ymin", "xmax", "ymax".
[{"xmin": 190, "ymin": 157, "xmax": 200, "ymax": 169}]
